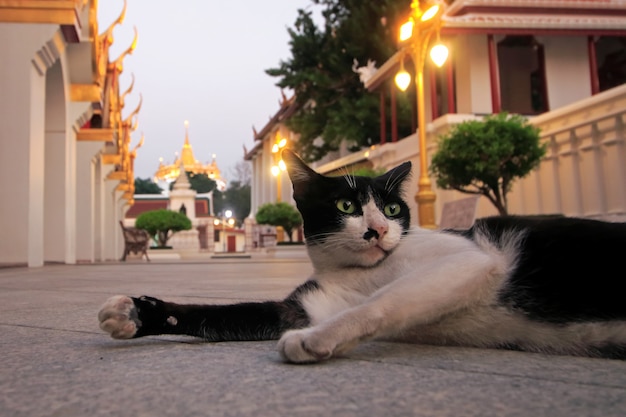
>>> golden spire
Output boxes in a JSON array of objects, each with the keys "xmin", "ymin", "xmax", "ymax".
[
  {"xmin": 153, "ymin": 121, "xmax": 222, "ymax": 182},
  {"xmin": 180, "ymin": 120, "xmax": 198, "ymax": 169}
]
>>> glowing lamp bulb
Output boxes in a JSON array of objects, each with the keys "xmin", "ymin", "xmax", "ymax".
[
  {"xmin": 399, "ymin": 20, "xmax": 414, "ymax": 42},
  {"xmin": 271, "ymin": 165, "xmax": 280, "ymax": 177},
  {"xmin": 395, "ymin": 70, "xmax": 411, "ymax": 91},
  {"xmin": 421, "ymin": 5, "xmax": 440, "ymax": 22},
  {"xmin": 430, "ymin": 43, "xmax": 449, "ymax": 67}
]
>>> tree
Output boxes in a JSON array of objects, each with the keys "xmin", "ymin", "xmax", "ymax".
[
  {"xmin": 224, "ymin": 180, "xmax": 251, "ymax": 227},
  {"xmin": 134, "ymin": 177, "xmax": 163, "ymax": 194},
  {"xmin": 255, "ymin": 202, "xmax": 303, "ymax": 243},
  {"xmin": 350, "ymin": 166, "xmax": 387, "ymax": 178},
  {"xmin": 266, "ymin": 0, "xmax": 413, "ymax": 162},
  {"xmin": 429, "ymin": 113, "xmax": 546, "ymax": 216},
  {"xmin": 169, "ymin": 172, "xmax": 217, "ymax": 194},
  {"xmin": 230, "ymin": 161, "xmax": 252, "ymax": 186},
  {"xmin": 135, "ymin": 209, "xmax": 192, "ymax": 248}
]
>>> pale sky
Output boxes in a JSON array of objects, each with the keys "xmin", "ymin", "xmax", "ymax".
[{"xmin": 98, "ymin": 1, "xmax": 319, "ymax": 184}]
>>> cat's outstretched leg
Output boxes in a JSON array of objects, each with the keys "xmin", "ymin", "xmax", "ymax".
[
  {"xmin": 98, "ymin": 295, "xmax": 137, "ymax": 338},
  {"xmin": 98, "ymin": 290, "xmax": 313, "ymax": 342},
  {"xmin": 98, "ymin": 295, "xmax": 177, "ymax": 339}
]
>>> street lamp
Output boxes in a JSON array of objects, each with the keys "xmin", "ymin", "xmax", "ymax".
[
  {"xmin": 395, "ymin": 0, "xmax": 448, "ymax": 229},
  {"xmin": 214, "ymin": 210, "xmax": 233, "ymax": 253},
  {"xmin": 270, "ymin": 133, "xmax": 288, "ymax": 202},
  {"xmin": 222, "ymin": 209, "xmax": 232, "ymax": 253}
]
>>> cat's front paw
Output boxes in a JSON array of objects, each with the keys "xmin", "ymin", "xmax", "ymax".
[
  {"xmin": 277, "ymin": 328, "xmax": 336, "ymax": 364},
  {"xmin": 98, "ymin": 295, "xmax": 140, "ymax": 339}
]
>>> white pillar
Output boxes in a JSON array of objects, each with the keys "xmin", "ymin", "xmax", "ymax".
[
  {"xmin": 0, "ymin": 25, "xmax": 59, "ymax": 266},
  {"xmin": 75, "ymin": 142, "xmax": 102, "ymax": 263},
  {"xmin": 44, "ymin": 60, "xmax": 77, "ymax": 264}
]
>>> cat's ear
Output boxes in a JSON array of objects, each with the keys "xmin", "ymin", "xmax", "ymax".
[
  {"xmin": 376, "ymin": 161, "xmax": 412, "ymax": 193},
  {"xmin": 282, "ymin": 149, "xmax": 321, "ymax": 198}
]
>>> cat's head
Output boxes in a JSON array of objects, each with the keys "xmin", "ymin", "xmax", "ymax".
[{"xmin": 282, "ymin": 149, "xmax": 412, "ymax": 269}]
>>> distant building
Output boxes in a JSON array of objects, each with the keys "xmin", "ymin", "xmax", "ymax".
[{"xmin": 154, "ymin": 120, "xmax": 225, "ymax": 191}]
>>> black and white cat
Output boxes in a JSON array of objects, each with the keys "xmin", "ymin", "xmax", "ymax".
[{"xmin": 99, "ymin": 149, "xmax": 626, "ymax": 362}]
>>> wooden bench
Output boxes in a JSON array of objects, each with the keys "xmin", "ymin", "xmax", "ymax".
[{"xmin": 119, "ymin": 221, "xmax": 151, "ymax": 261}]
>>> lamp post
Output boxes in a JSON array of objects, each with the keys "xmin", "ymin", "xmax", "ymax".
[
  {"xmin": 270, "ymin": 133, "xmax": 288, "ymax": 242},
  {"xmin": 395, "ymin": 0, "xmax": 448, "ymax": 229},
  {"xmin": 222, "ymin": 209, "xmax": 232, "ymax": 253},
  {"xmin": 270, "ymin": 133, "xmax": 288, "ymax": 202}
]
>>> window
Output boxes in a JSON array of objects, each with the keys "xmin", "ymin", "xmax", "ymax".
[
  {"xmin": 596, "ymin": 36, "xmax": 626, "ymax": 92},
  {"xmin": 497, "ymin": 36, "xmax": 548, "ymax": 115}
]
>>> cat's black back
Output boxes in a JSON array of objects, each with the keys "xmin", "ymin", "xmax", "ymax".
[{"xmin": 458, "ymin": 215, "xmax": 626, "ymax": 323}]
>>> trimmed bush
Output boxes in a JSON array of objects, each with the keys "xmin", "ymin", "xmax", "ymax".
[{"xmin": 135, "ymin": 209, "xmax": 192, "ymax": 247}]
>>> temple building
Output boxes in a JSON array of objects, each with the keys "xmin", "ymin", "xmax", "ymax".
[
  {"xmin": 246, "ymin": 0, "xmax": 626, "ymax": 227},
  {"xmin": 0, "ymin": 1, "xmax": 144, "ymax": 266},
  {"xmin": 153, "ymin": 121, "xmax": 224, "ymax": 191}
]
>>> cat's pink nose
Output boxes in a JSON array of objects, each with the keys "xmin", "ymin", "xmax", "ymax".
[
  {"xmin": 374, "ymin": 223, "xmax": 388, "ymax": 237},
  {"xmin": 364, "ymin": 223, "xmax": 388, "ymax": 241}
]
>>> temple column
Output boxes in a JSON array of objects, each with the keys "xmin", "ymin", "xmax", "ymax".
[
  {"xmin": 94, "ymin": 156, "xmax": 106, "ymax": 262},
  {"xmin": 75, "ymin": 142, "xmax": 102, "ymax": 263},
  {"xmin": 102, "ymin": 179, "xmax": 119, "ymax": 261},
  {"xmin": 44, "ymin": 59, "xmax": 77, "ymax": 264},
  {"xmin": 0, "ymin": 25, "xmax": 60, "ymax": 266}
]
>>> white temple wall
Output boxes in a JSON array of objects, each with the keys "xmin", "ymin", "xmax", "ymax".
[
  {"xmin": 453, "ymin": 34, "xmax": 493, "ymax": 114},
  {"xmin": 541, "ymin": 36, "xmax": 592, "ymax": 110}
]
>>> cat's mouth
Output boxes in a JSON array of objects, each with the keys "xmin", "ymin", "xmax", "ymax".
[{"xmin": 359, "ymin": 244, "xmax": 390, "ymax": 263}]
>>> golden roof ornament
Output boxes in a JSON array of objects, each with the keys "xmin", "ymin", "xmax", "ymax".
[{"xmin": 110, "ymin": 26, "xmax": 138, "ymax": 73}]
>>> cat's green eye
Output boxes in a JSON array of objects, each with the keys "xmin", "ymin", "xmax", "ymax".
[
  {"xmin": 384, "ymin": 203, "xmax": 401, "ymax": 217},
  {"xmin": 336, "ymin": 199, "xmax": 356, "ymax": 214}
]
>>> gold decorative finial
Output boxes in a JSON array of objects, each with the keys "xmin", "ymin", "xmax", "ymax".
[
  {"xmin": 112, "ymin": 25, "xmax": 138, "ymax": 72},
  {"xmin": 100, "ymin": 0, "xmax": 127, "ymax": 44},
  {"xmin": 120, "ymin": 73, "xmax": 135, "ymax": 109},
  {"xmin": 122, "ymin": 93, "xmax": 143, "ymax": 128},
  {"xmin": 132, "ymin": 132, "xmax": 145, "ymax": 153}
]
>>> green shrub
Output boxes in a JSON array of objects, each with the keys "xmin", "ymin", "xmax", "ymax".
[
  {"xmin": 135, "ymin": 209, "xmax": 192, "ymax": 247},
  {"xmin": 430, "ymin": 112, "xmax": 546, "ymax": 216},
  {"xmin": 255, "ymin": 202, "xmax": 302, "ymax": 243}
]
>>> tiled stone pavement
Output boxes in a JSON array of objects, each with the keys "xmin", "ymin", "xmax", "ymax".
[{"xmin": 1, "ymin": 255, "xmax": 625, "ymax": 417}]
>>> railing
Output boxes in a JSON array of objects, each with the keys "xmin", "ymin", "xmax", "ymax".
[
  {"xmin": 507, "ymin": 84, "xmax": 626, "ymax": 221},
  {"xmin": 315, "ymin": 84, "xmax": 626, "ymax": 224}
]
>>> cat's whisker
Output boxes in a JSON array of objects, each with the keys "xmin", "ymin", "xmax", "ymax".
[{"xmin": 339, "ymin": 166, "xmax": 356, "ymax": 189}]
